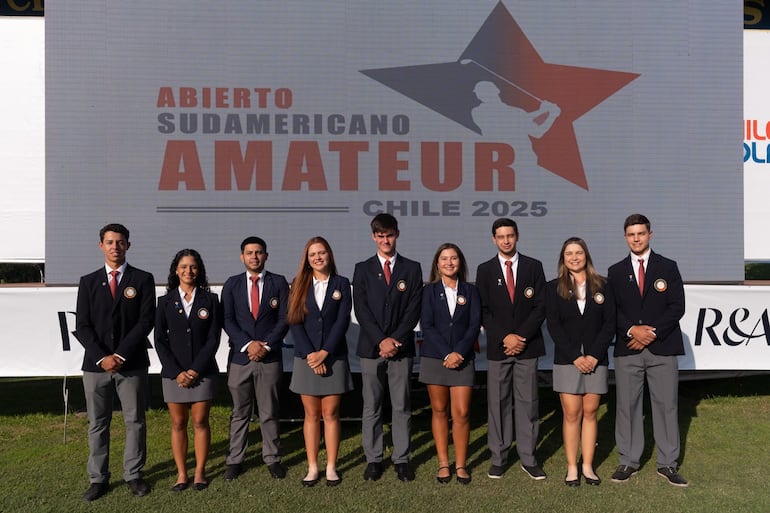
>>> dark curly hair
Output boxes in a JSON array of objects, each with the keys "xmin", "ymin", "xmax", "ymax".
[{"xmin": 165, "ymin": 248, "xmax": 209, "ymax": 291}]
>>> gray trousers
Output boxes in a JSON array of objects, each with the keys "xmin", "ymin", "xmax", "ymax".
[
  {"xmin": 83, "ymin": 369, "xmax": 147, "ymax": 483},
  {"xmin": 487, "ymin": 356, "xmax": 539, "ymax": 467},
  {"xmin": 614, "ymin": 350, "xmax": 680, "ymax": 468},
  {"xmin": 360, "ymin": 356, "xmax": 413, "ymax": 464},
  {"xmin": 226, "ymin": 359, "xmax": 283, "ymax": 465}
]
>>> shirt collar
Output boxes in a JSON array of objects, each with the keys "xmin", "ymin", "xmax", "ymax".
[
  {"xmin": 105, "ymin": 262, "xmax": 127, "ymax": 275},
  {"xmin": 629, "ymin": 249, "xmax": 651, "ymax": 264},
  {"xmin": 497, "ymin": 252, "xmax": 519, "ymax": 267},
  {"xmin": 377, "ymin": 253, "xmax": 398, "ymax": 268}
]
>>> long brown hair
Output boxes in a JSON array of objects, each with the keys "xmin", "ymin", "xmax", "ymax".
[
  {"xmin": 287, "ymin": 236, "xmax": 338, "ymax": 324},
  {"xmin": 556, "ymin": 237, "xmax": 605, "ymax": 300},
  {"xmin": 428, "ymin": 243, "xmax": 468, "ymax": 283}
]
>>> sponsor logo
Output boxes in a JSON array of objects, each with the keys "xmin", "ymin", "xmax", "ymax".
[{"xmin": 695, "ymin": 307, "xmax": 770, "ymax": 346}]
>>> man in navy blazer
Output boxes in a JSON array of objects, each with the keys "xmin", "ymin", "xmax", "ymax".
[
  {"xmin": 221, "ymin": 236, "xmax": 289, "ymax": 481},
  {"xmin": 475, "ymin": 218, "xmax": 547, "ymax": 480},
  {"xmin": 607, "ymin": 214, "xmax": 687, "ymax": 487},
  {"xmin": 353, "ymin": 214, "xmax": 423, "ymax": 482},
  {"xmin": 76, "ymin": 223, "xmax": 155, "ymax": 502}
]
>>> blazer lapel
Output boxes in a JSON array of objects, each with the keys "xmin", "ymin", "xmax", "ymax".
[
  {"xmin": 168, "ymin": 288, "xmax": 185, "ymax": 319},
  {"xmin": 308, "ymin": 280, "xmax": 323, "ymax": 314},
  {"xmin": 453, "ymin": 281, "xmax": 468, "ymax": 319},
  {"xmin": 111, "ymin": 266, "xmax": 130, "ymax": 312},
  {"xmin": 257, "ymin": 272, "xmax": 272, "ymax": 321},
  {"xmin": 641, "ymin": 252, "xmax": 657, "ymax": 299},
  {"xmin": 370, "ymin": 257, "xmax": 388, "ymax": 289},
  {"xmin": 320, "ymin": 275, "xmax": 342, "ymax": 314}
]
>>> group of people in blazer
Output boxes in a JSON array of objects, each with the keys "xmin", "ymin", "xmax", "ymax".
[{"xmin": 74, "ymin": 212, "xmax": 687, "ymax": 502}]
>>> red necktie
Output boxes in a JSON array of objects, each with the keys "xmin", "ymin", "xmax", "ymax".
[
  {"xmin": 250, "ymin": 275, "xmax": 260, "ymax": 319},
  {"xmin": 505, "ymin": 260, "xmax": 515, "ymax": 302},
  {"xmin": 384, "ymin": 259, "xmax": 392, "ymax": 285},
  {"xmin": 637, "ymin": 258, "xmax": 645, "ymax": 296},
  {"xmin": 109, "ymin": 270, "xmax": 120, "ymax": 299}
]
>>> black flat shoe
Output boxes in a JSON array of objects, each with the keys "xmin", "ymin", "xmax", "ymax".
[
  {"xmin": 436, "ymin": 465, "xmax": 451, "ymax": 484},
  {"xmin": 302, "ymin": 475, "xmax": 320, "ymax": 487},
  {"xmin": 171, "ymin": 482, "xmax": 189, "ymax": 492},
  {"xmin": 326, "ymin": 477, "xmax": 342, "ymax": 487},
  {"xmin": 456, "ymin": 466, "xmax": 472, "ymax": 485},
  {"xmin": 583, "ymin": 475, "xmax": 601, "ymax": 486},
  {"xmin": 192, "ymin": 482, "xmax": 208, "ymax": 491},
  {"xmin": 565, "ymin": 473, "xmax": 580, "ymax": 487}
]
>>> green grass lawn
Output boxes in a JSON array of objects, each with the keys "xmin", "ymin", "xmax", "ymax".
[{"xmin": 1, "ymin": 374, "xmax": 769, "ymax": 513}]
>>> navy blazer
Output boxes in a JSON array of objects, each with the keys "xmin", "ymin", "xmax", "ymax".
[
  {"xmin": 289, "ymin": 275, "xmax": 351, "ymax": 360},
  {"xmin": 420, "ymin": 281, "xmax": 481, "ymax": 361},
  {"xmin": 75, "ymin": 264, "xmax": 156, "ymax": 372},
  {"xmin": 221, "ymin": 270, "xmax": 289, "ymax": 365},
  {"xmin": 607, "ymin": 251, "xmax": 685, "ymax": 357},
  {"xmin": 353, "ymin": 254, "xmax": 423, "ymax": 359},
  {"xmin": 155, "ymin": 288, "xmax": 222, "ymax": 379},
  {"xmin": 546, "ymin": 279, "xmax": 615, "ymax": 366},
  {"xmin": 475, "ymin": 253, "xmax": 546, "ymax": 361}
]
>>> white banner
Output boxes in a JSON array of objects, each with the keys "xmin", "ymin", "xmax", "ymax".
[{"xmin": 1, "ymin": 283, "xmax": 767, "ymax": 377}]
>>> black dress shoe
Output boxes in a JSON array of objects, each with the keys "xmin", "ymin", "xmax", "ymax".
[
  {"xmin": 224, "ymin": 464, "xmax": 241, "ymax": 481},
  {"xmin": 521, "ymin": 464, "xmax": 547, "ymax": 481},
  {"xmin": 268, "ymin": 462, "xmax": 287, "ymax": 480},
  {"xmin": 127, "ymin": 478, "xmax": 150, "ymax": 497},
  {"xmin": 395, "ymin": 463, "xmax": 415, "ymax": 482},
  {"xmin": 610, "ymin": 465, "xmax": 638, "ymax": 483},
  {"xmin": 657, "ymin": 466, "xmax": 688, "ymax": 488},
  {"xmin": 326, "ymin": 476, "xmax": 342, "ymax": 487},
  {"xmin": 192, "ymin": 482, "xmax": 209, "ymax": 491},
  {"xmin": 487, "ymin": 464, "xmax": 506, "ymax": 479},
  {"xmin": 583, "ymin": 472, "xmax": 601, "ymax": 486},
  {"xmin": 82, "ymin": 482, "xmax": 109, "ymax": 502},
  {"xmin": 564, "ymin": 473, "xmax": 580, "ymax": 487},
  {"xmin": 363, "ymin": 462, "xmax": 383, "ymax": 481},
  {"xmin": 171, "ymin": 482, "xmax": 189, "ymax": 492}
]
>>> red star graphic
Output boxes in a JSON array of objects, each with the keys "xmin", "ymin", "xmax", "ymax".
[
  {"xmin": 460, "ymin": 2, "xmax": 640, "ymax": 189},
  {"xmin": 361, "ymin": 2, "xmax": 639, "ymax": 190}
]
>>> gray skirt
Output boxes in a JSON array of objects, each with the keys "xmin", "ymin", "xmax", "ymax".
[
  {"xmin": 418, "ymin": 356, "xmax": 475, "ymax": 387},
  {"xmin": 289, "ymin": 356, "xmax": 353, "ymax": 396},
  {"xmin": 161, "ymin": 374, "xmax": 218, "ymax": 403},
  {"xmin": 552, "ymin": 364, "xmax": 608, "ymax": 395}
]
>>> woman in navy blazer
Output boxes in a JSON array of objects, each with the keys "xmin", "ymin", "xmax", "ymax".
[
  {"xmin": 287, "ymin": 237, "xmax": 352, "ymax": 487},
  {"xmin": 546, "ymin": 238, "xmax": 614, "ymax": 487},
  {"xmin": 155, "ymin": 249, "xmax": 221, "ymax": 491},
  {"xmin": 419, "ymin": 243, "xmax": 481, "ymax": 485}
]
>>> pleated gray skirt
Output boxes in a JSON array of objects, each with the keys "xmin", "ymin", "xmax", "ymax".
[
  {"xmin": 552, "ymin": 364, "xmax": 608, "ymax": 395},
  {"xmin": 161, "ymin": 374, "xmax": 218, "ymax": 403},
  {"xmin": 418, "ymin": 356, "xmax": 475, "ymax": 387},
  {"xmin": 289, "ymin": 356, "xmax": 353, "ymax": 396}
]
